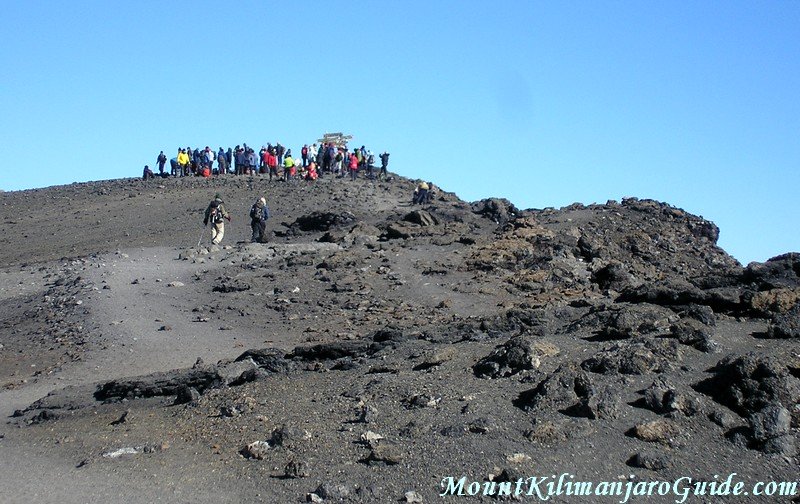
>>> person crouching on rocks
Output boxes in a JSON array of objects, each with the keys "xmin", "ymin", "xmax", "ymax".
[
  {"xmin": 305, "ymin": 162, "xmax": 318, "ymax": 182},
  {"xmin": 143, "ymin": 165, "xmax": 155, "ymax": 180},
  {"xmin": 250, "ymin": 196, "xmax": 270, "ymax": 243},
  {"xmin": 412, "ymin": 181, "xmax": 429, "ymax": 205},
  {"xmin": 203, "ymin": 193, "xmax": 231, "ymax": 245}
]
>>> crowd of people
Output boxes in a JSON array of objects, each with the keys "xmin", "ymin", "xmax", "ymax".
[
  {"xmin": 139, "ymin": 140, "xmax": 443, "ymax": 247},
  {"xmin": 143, "ymin": 142, "xmax": 390, "ymax": 183}
]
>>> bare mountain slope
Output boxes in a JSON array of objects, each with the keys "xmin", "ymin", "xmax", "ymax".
[{"xmin": 1, "ymin": 175, "xmax": 798, "ymax": 503}]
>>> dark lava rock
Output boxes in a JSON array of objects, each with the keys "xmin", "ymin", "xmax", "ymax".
[
  {"xmin": 174, "ymin": 385, "xmax": 201, "ymax": 405},
  {"xmin": 619, "ymin": 280, "xmax": 744, "ymax": 313},
  {"xmin": 289, "ymin": 341, "xmax": 371, "ymax": 361},
  {"xmin": 749, "ymin": 405, "xmax": 795, "ymax": 455},
  {"xmin": 470, "ymin": 198, "xmax": 519, "ymax": 224},
  {"xmin": 694, "ymin": 353, "xmax": 800, "ymax": 426},
  {"xmin": 315, "ymin": 482, "xmax": 351, "ymax": 500},
  {"xmin": 593, "ymin": 303, "xmax": 677, "ymax": 340},
  {"xmin": 94, "ymin": 367, "xmax": 222, "ymax": 402},
  {"xmin": 514, "ymin": 363, "xmax": 593, "ymax": 413},
  {"xmin": 288, "ymin": 211, "xmax": 356, "ymax": 234},
  {"xmin": 750, "ymin": 404, "xmax": 791, "ymax": 440},
  {"xmin": 27, "ymin": 409, "xmax": 61, "ymax": 425},
  {"xmin": 591, "ymin": 262, "xmax": 635, "ymax": 292},
  {"xmin": 767, "ymin": 302, "xmax": 800, "ymax": 338},
  {"xmin": 212, "ymin": 281, "xmax": 251, "ymax": 293},
  {"xmin": 473, "ymin": 336, "xmax": 559, "ymax": 378},
  {"xmin": 628, "ymin": 452, "xmax": 672, "ymax": 471},
  {"xmin": 642, "ymin": 379, "xmax": 700, "ymax": 416},
  {"xmin": 235, "ymin": 348, "xmax": 292, "ymax": 373},
  {"xmin": 569, "ymin": 386, "xmax": 621, "ymax": 420},
  {"xmin": 742, "ymin": 253, "xmax": 800, "ymax": 290},
  {"xmin": 669, "ymin": 319, "xmax": 718, "ymax": 353},
  {"xmin": 643, "ymin": 379, "xmax": 677, "ymax": 414},
  {"xmin": 488, "ymin": 306, "xmax": 552, "ymax": 334},
  {"xmin": 676, "ymin": 304, "xmax": 717, "ymax": 326},
  {"xmin": 709, "ymin": 410, "xmax": 739, "ymax": 429},
  {"xmin": 582, "ymin": 339, "xmax": 682, "ymax": 375},
  {"xmin": 403, "ymin": 210, "xmax": 438, "ymax": 227}
]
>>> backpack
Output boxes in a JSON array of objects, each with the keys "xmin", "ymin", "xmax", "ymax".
[
  {"xmin": 250, "ymin": 203, "xmax": 269, "ymax": 221},
  {"xmin": 210, "ymin": 202, "xmax": 225, "ymax": 223}
]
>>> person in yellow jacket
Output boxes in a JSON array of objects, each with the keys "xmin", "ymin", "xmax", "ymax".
[
  {"xmin": 413, "ymin": 181, "xmax": 430, "ymax": 205},
  {"xmin": 177, "ymin": 149, "xmax": 191, "ymax": 177},
  {"xmin": 283, "ymin": 151, "xmax": 295, "ymax": 182}
]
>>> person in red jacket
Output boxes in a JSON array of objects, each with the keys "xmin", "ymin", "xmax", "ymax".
[
  {"xmin": 301, "ymin": 144, "xmax": 309, "ymax": 168},
  {"xmin": 306, "ymin": 162, "xmax": 318, "ymax": 181},
  {"xmin": 267, "ymin": 149, "xmax": 279, "ymax": 181},
  {"xmin": 348, "ymin": 152, "xmax": 359, "ymax": 181}
]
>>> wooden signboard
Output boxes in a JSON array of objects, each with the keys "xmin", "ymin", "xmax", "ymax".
[{"xmin": 317, "ymin": 132, "xmax": 353, "ymax": 147}]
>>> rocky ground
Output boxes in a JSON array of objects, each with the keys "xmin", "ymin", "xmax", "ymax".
[{"xmin": 0, "ymin": 173, "xmax": 798, "ymax": 503}]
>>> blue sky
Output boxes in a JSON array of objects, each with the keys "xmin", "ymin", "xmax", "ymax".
[{"xmin": 1, "ymin": 1, "xmax": 798, "ymax": 264}]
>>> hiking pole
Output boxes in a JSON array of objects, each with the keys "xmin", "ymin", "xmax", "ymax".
[{"xmin": 196, "ymin": 225, "xmax": 205, "ymax": 249}]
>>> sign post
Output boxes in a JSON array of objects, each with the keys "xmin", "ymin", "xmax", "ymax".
[{"xmin": 317, "ymin": 132, "xmax": 353, "ymax": 148}]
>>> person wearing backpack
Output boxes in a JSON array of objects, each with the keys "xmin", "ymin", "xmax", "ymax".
[
  {"xmin": 217, "ymin": 147, "xmax": 228, "ymax": 175},
  {"xmin": 203, "ymin": 194, "xmax": 231, "ymax": 245},
  {"xmin": 156, "ymin": 151, "xmax": 167, "ymax": 175},
  {"xmin": 249, "ymin": 196, "xmax": 270, "ymax": 243},
  {"xmin": 379, "ymin": 151, "xmax": 390, "ymax": 180}
]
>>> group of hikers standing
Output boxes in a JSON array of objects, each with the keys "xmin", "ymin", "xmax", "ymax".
[{"xmin": 144, "ymin": 142, "xmax": 390, "ymax": 183}]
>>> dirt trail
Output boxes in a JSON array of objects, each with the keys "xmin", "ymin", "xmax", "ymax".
[{"xmin": 0, "ymin": 245, "xmax": 296, "ymax": 419}]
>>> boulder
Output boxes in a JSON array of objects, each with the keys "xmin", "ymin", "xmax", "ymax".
[
  {"xmin": 582, "ymin": 339, "xmax": 682, "ymax": 375},
  {"xmin": 403, "ymin": 210, "xmax": 438, "ymax": 227},
  {"xmin": 742, "ymin": 253, "xmax": 800, "ymax": 290},
  {"xmin": 473, "ymin": 336, "xmax": 559, "ymax": 378},
  {"xmin": 767, "ymin": 301, "xmax": 800, "ymax": 339},
  {"xmin": 632, "ymin": 420, "xmax": 680, "ymax": 445},
  {"xmin": 694, "ymin": 353, "xmax": 800, "ymax": 426},
  {"xmin": 470, "ymin": 198, "xmax": 519, "ymax": 224},
  {"xmin": 669, "ymin": 319, "xmax": 718, "ymax": 353}
]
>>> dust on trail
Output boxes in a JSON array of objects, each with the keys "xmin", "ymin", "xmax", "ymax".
[
  {"xmin": 0, "ymin": 244, "xmax": 299, "ymax": 419},
  {"xmin": 0, "ymin": 243, "xmax": 313, "ymax": 504}
]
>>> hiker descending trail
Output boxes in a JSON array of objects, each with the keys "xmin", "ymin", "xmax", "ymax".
[{"xmin": 203, "ymin": 193, "xmax": 231, "ymax": 245}]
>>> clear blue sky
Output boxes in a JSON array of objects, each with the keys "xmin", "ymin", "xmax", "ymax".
[{"xmin": 1, "ymin": 1, "xmax": 798, "ymax": 264}]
